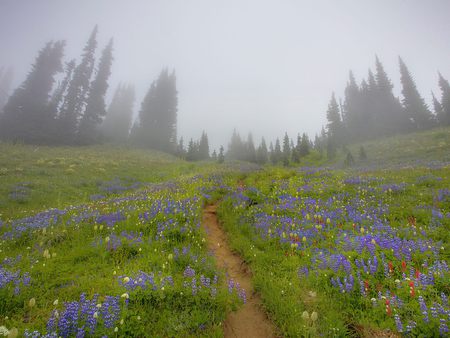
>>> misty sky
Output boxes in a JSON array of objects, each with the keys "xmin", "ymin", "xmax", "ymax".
[{"xmin": 1, "ymin": 0, "xmax": 449, "ymax": 150}]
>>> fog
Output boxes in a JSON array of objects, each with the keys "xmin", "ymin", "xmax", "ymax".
[{"xmin": 1, "ymin": 0, "xmax": 449, "ymax": 150}]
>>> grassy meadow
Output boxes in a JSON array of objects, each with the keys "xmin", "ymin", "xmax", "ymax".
[{"xmin": 0, "ymin": 127, "xmax": 449, "ymax": 337}]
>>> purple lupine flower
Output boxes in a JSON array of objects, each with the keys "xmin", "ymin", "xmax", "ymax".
[
  {"xmin": 418, "ymin": 296, "xmax": 429, "ymax": 323},
  {"xmin": 191, "ymin": 277, "xmax": 197, "ymax": 295},
  {"xmin": 183, "ymin": 266, "xmax": 195, "ymax": 278},
  {"xmin": 228, "ymin": 279, "xmax": 235, "ymax": 293},
  {"xmin": 394, "ymin": 314, "xmax": 403, "ymax": 332},
  {"xmin": 439, "ymin": 319, "xmax": 449, "ymax": 336}
]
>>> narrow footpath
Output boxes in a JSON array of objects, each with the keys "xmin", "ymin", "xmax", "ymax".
[{"xmin": 202, "ymin": 204, "xmax": 277, "ymax": 338}]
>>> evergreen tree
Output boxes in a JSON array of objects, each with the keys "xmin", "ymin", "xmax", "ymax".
[
  {"xmin": 282, "ymin": 132, "xmax": 290, "ymax": 166},
  {"xmin": 374, "ymin": 56, "xmax": 408, "ymax": 134},
  {"xmin": 245, "ymin": 133, "xmax": 256, "ymax": 163},
  {"xmin": 256, "ymin": 137, "xmax": 268, "ymax": 164},
  {"xmin": 299, "ymin": 133, "xmax": 310, "ymax": 157},
  {"xmin": 291, "ymin": 134, "xmax": 301, "ymax": 163},
  {"xmin": 342, "ymin": 71, "xmax": 364, "ymax": 141},
  {"xmin": 211, "ymin": 149, "xmax": 218, "ymax": 161},
  {"xmin": 198, "ymin": 131, "xmax": 210, "ymax": 160},
  {"xmin": 399, "ymin": 57, "xmax": 433, "ymax": 130},
  {"xmin": 186, "ymin": 138, "xmax": 198, "ymax": 161},
  {"xmin": 176, "ymin": 137, "xmax": 186, "ymax": 159},
  {"xmin": 344, "ymin": 151, "xmax": 355, "ymax": 167},
  {"xmin": 359, "ymin": 146, "xmax": 367, "ymax": 161},
  {"xmin": 101, "ymin": 83, "xmax": 135, "ymax": 143},
  {"xmin": 59, "ymin": 26, "xmax": 98, "ymax": 143},
  {"xmin": 326, "ymin": 93, "xmax": 343, "ymax": 145},
  {"xmin": 134, "ymin": 69, "xmax": 178, "ymax": 152},
  {"xmin": 78, "ymin": 39, "xmax": 113, "ymax": 144},
  {"xmin": 227, "ymin": 129, "xmax": 245, "ymax": 160},
  {"xmin": 218, "ymin": 146, "xmax": 225, "ymax": 163},
  {"xmin": 271, "ymin": 138, "xmax": 282, "ymax": 164},
  {"xmin": 0, "ymin": 67, "xmax": 13, "ymax": 114},
  {"xmin": 431, "ymin": 91, "xmax": 444, "ymax": 124},
  {"xmin": 0, "ymin": 41, "xmax": 65, "ymax": 143},
  {"xmin": 438, "ymin": 73, "xmax": 450, "ymax": 125}
]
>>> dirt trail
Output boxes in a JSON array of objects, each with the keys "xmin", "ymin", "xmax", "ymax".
[{"xmin": 202, "ymin": 204, "xmax": 277, "ymax": 338}]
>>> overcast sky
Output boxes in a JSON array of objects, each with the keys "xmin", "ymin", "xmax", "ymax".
[{"xmin": 1, "ymin": 0, "xmax": 449, "ymax": 150}]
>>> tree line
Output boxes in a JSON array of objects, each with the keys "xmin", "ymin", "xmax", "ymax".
[{"xmin": 325, "ymin": 56, "xmax": 450, "ymax": 155}]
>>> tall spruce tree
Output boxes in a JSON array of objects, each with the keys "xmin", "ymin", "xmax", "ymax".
[
  {"xmin": 398, "ymin": 57, "xmax": 433, "ymax": 130},
  {"xmin": 431, "ymin": 91, "xmax": 444, "ymax": 123},
  {"xmin": 282, "ymin": 132, "xmax": 291, "ymax": 166},
  {"xmin": 59, "ymin": 26, "xmax": 98, "ymax": 143},
  {"xmin": 78, "ymin": 38, "xmax": 114, "ymax": 144},
  {"xmin": 271, "ymin": 138, "xmax": 282, "ymax": 164},
  {"xmin": 438, "ymin": 73, "xmax": 450, "ymax": 125},
  {"xmin": 0, "ymin": 67, "xmax": 14, "ymax": 114},
  {"xmin": 256, "ymin": 137, "xmax": 268, "ymax": 164},
  {"xmin": 227, "ymin": 129, "xmax": 245, "ymax": 160},
  {"xmin": 0, "ymin": 41, "xmax": 65, "ymax": 143},
  {"xmin": 134, "ymin": 68, "xmax": 177, "ymax": 152},
  {"xmin": 198, "ymin": 131, "xmax": 210, "ymax": 160},
  {"xmin": 246, "ymin": 133, "xmax": 256, "ymax": 162},
  {"xmin": 101, "ymin": 83, "xmax": 135, "ymax": 143},
  {"xmin": 299, "ymin": 133, "xmax": 310, "ymax": 157},
  {"xmin": 326, "ymin": 92, "xmax": 343, "ymax": 144}
]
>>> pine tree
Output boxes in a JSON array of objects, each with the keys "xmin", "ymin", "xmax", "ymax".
[
  {"xmin": 176, "ymin": 137, "xmax": 186, "ymax": 159},
  {"xmin": 218, "ymin": 146, "xmax": 225, "ymax": 163},
  {"xmin": 211, "ymin": 149, "xmax": 218, "ymax": 161},
  {"xmin": 59, "ymin": 26, "xmax": 98, "ymax": 143},
  {"xmin": 227, "ymin": 129, "xmax": 245, "ymax": 160},
  {"xmin": 344, "ymin": 151, "xmax": 355, "ymax": 167},
  {"xmin": 101, "ymin": 83, "xmax": 135, "ymax": 143},
  {"xmin": 299, "ymin": 133, "xmax": 310, "ymax": 157},
  {"xmin": 399, "ymin": 57, "xmax": 433, "ymax": 130},
  {"xmin": 438, "ymin": 73, "xmax": 450, "ymax": 125},
  {"xmin": 256, "ymin": 137, "xmax": 268, "ymax": 164},
  {"xmin": 186, "ymin": 138, "xmax": 198, "ymax": 161},
  {"xmin": 0, "ymin": 41, "xmax": 65, "ymax": 143},
  {"xmin": 271, "ymin": 138, "xmax": 282, "ymax": 164},
  {"xmin": 342, "ymin": 71, "xmax": 365, "ymax": 141},
  {"xmin": 326, "ymin": 93, "xmax": 343, "ymax": 145},
  {"xmin": 134, "ymin": 69, "xmax": 178, "ymax": 152},
  {"xmin": 198, "ymin": 131, "xmax": 210, "ymax": 160},
  {"xmin": 78, "ymin": 39, "xmax": 113, "ymax": 144},
  {"xmin": 431, "ymin": 91, "xmax": 444, "ymax": 124},
  {"xmin": 282, "ymin": 132, "xmax": 290, "ymax": 166},
  {"xmin": 0, "ymin": 67, "xmax": 13, "ymax": 114},
  {"xmin": 246, "ymin": 133, "xmax": 256, "ymax": 163},
  {"xmin": 359, "ymin": 146, "xmax": 367, "ymax": 160},
  {"xmin": 374, "ymin": 56, "xmax": 408, "ymax": 135}
]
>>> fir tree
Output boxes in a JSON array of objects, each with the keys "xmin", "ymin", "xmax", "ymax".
[
  {"xmin": 134, "ymin": 69, "xmax": 178, "ymax": 152},
  {"xmin": 438, "ymin": 73, "xmax": 450, "ymax": 125},
  {"xmin": 198, "ymin": 131, "xmax": 210, "ymax": 160},
  {"xmin": 78, "ymin": 39, "xmax": 114, "ymax": 144},
  {"xmin": 227, "ymin": 129, "xmax": 245, "ymax": 160},
  {"xmin": 59, "ymin": 26, "xmax": 98, "ymax": 143},
  {"xmin": 282, "ymin": 132, "xmax": 290, "ymax": 166},
  {"xmin": 211, "ymin": 149, "xmax": 217, "ymax": 161},
  {"xmin": 326, "ymin": 93, "xmax": 343, "ymax": 145},
  {"xmin": 246, "ymin": 133, "xmax": 256, "ymax": 163},
  {"xmin": 0, "ymin": 41, "xmax": 65, "ymax": 143},
  {"xmin": 101, "ymin": 83, "xmax": 135, "ymax": 143},
  {"xmin": 299, "ymin": 133, "xmax": 310, "ymax": 157},
  {"xmin": 431, "ymin": 91, "xmax": 444, "ymax": 123},
  {"xmin": 186, "ymin": 138, "xmax": 198, "ymax": 161},
  {"xmin": 0, "ymin": 66, "xmax": 13, "ymax": 114},
  {"xmin": 399, "ymin": 57, "xmax": 433, "ymax": 130},
  {"xmin": 218, "ymin": 146, "xmax": 225, "ymax": 163},
  {"xmin": 256, "ymin": 137, "xmax": 268, "ymax": 165},
  {"xmin": 344, "ymin": 151, "xmax": 355, "ymax": 167},
  {"xmin": 176, "ymin": 137, "xmax": 186, "ymax": 159},
  {"xmin": 271, "ymin": 138, "xmax": 282, "ymax": 164},
  {"xmin": 359, "ymin": 146, "xmax": 367, "ymax": 161}
]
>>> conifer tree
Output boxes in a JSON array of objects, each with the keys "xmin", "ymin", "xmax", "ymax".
[
  {"xmin": 186, "ymin": 138, "xmax": 199, "ymax": 161},
  {"xmin": 227, "ymin": 129, "xmax": 245, "ymax": 160},
  {"xmin": 282, "ymin": 132, "xmax": 290, "ymax": 166},
  {"xmin": 218, "ymin": 146, "xmax": 225, "ymax": 163},
  {"xmin": 359, "ymin": 146, "xmax": 367, "ymax": 160},
  {"xmin": 134, "ymin": 69, "xmax": 177, "ymax": 152},
  {"xmin": 0, "ymin": 67, "xmax": 13, "ymax": 114},
  {"xmin": 398, "ymin": 57, "xmax": 433, "ymax": 130},
  {"xmin": 176, "ymin": 137, "xmax": 186, "ymax": 159},
  {"xmin": 299, "ymin": 133, "xmax": 310, "ymax": 157},
  {"xmin": 198, "ymin": 131, "xmax": 210, "ymax": 160},
  {"xmin": 59, "ymin": 26, "xmax": 98, "ymax": 143},
  {"xmin": 271, "ymin": 138, "xmax": 282, "ymax": 164},
  {"xmin": 211, "ymin": 149, "xmax": 218, "ymax": 161},
  {"xmin": 78, "ymin": 39, "xmax": 113, "ymax": 144},
  {"xmin": 438, "ymin": 73, "xmax": 450, "ymax": 125},
  {"xmin": 326, "ymin": 93, "xmax": 343, "ymax": 145},
  {"xmin": 0, "ymin": 41, "xmax": 65, "ymax": 143},
  {"xmin": 246, "ymin": 133, "xmax": 256, "ymax": 163},
  {"xmin": 431, "ymin": 92, "xmax": 444, "ymax": 123},
  {"xmin": 256, "ymin": 137, "xmax": 268, "ymax": 164},
  {"xmin": 101, "ymin": 83, "xmax": 135, "ymax": 143}
]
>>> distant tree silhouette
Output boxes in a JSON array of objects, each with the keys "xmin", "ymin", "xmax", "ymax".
[
  {"xmin": 59, "ymin": 26, "xmax": 98, "ymax": 144},
  {"xmin": 77, "ymin": 39, "xmax": 114, "ymax": 144},
  {"xmin": 359, "ymin": 146, "xmax": 367, "ymax": 160},
  {"xmin": 399, "ymin": 57, "xmax": 433, "ymax": 130},
  {"xmin": 298, "ymin": 133, "xmax": 310, "ymax": 157},
  {"xmin": 245, "ymin": 133, "xmax": 256, "ymax": 163},
  {"xmin": 326, "ymin": 92, "xmax": 343, "ymax": 147},
  {"xmin": 0, "ymin": 67, "xmax": 13, "ymax": 114},
  {"xmin": 438, "ymin": 73, "xmax": 450, "ymax": 125},
  {"xmin": 198, "ymin": 131, "xmax": 210, "ymax": 160},
  {"xmin": 218, "ymin": 145, "xmax": 225, "ymax": 163},
  {"xmin": 271, "ymin": 138, "xmax": 282, "ymax": 164},
  {"xmin": 282, "ymin": 132, "xmax": 291, "ymax": 166},
  {"xmin": 101, "ymin": 83, "xmax": 135, "ymax": 143},
  {"xmin": 256, "ymin": 137, "xmax": 268, "ymax": 164},
  {"xmin": 133, "ymin": 68, "xmax": 177, "ymax": 152},
  {"xmin": 0, "ymin": 41, "xmax": 65, "ymax": 143}
]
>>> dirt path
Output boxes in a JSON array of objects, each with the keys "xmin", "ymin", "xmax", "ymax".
[{"xmin": 202, "ymin": 204, "xmax": 277, "ymax": 338}]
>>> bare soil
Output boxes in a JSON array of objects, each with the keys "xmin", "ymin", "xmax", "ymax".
[{"xmin": 202, "ymin": 204, "xmax": 277, "ymax": 338}]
